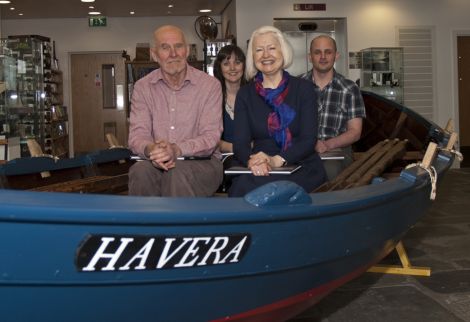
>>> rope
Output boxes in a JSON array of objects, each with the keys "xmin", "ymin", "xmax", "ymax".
[
  {"xmin": 440, "ymin": 147, "xmax": 464, "ymax": 162},
  {"xmin": 405, "ymin": 162, "xmax": 438, "ymax": 200}
]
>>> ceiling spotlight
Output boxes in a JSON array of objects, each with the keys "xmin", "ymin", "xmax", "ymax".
[
  {"xmin": 89, "ymin": 6, "xmax": 94, "ymax": 9},
  {"xmin": 130, "ymin": 11, "xmax": 135, "ymax": 15},
  {"xmin": 10, "ymin": 7, "xmax": 15, "ymax": 10},
  {"xmin": 81, "ymin": 0, "xmax": 95, "ymax": 3},
  {"xmin": 0, "ymin": 0, "xmax": 12, "ymax": 4},
  {"xmin": 168, "ymin": 4, "xmax": 174, "ymax": 8},
  {"xmin": 199, "ymin": 9, "xmax": 212, "ymax": 13},
  {"xmin": 88, "ymin": 11, "xmax": 101, "ymax": 15},
  {"xmin": 18, "ymin": 13, "xmax": 23, "ymax": 16}
]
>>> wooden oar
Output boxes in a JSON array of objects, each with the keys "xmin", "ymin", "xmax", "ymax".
[
  {"xmin": 339, "ymin": 139, "xmax": 398, "ymax": 189},
  {"xmin": 315, "ymin": 140, "xmax": 389, "ymax": 192},
  {"xmin": 351, "ymin": 139, "xmax": 407, "ymax": 188}
]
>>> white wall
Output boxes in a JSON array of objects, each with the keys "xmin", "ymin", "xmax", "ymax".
[
  {"xmin": 2, "ymin": 0, "xmax": 470, "ymax": 135},
  {"xmin": 234, "ymin": 0, "xmax": 470, "ymax": 133}
]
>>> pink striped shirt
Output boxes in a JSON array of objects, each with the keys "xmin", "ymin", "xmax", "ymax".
[{"xmin": 128, "ymin": 65, "xmax": 222, "ymax": 158}]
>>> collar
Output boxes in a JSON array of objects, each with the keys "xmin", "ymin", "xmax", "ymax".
[
  {"xmin": 149, "ymin": 64, "xmax": 198, "ymax": 89},
  {"xmin": 311, "ymin": 69, "xmax": 338, "ymax": 87}
]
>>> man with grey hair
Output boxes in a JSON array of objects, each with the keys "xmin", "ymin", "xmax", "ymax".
[
  {"xmin": 128, "ymin": 25, "xmax": 223, "ymax": 196},
  {"xmin": 301, "ymin": 34, "xmax": 366, "ymax": 180}
]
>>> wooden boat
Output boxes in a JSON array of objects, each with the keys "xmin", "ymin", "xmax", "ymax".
[{"xmin": 0, "ymin": 92, "xmax": 459, "ymax": 322}]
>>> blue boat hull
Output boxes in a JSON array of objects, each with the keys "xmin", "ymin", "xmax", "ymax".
[{"xmin": 0, "ymin": 92, "xmax": 455, "ymax": 321}]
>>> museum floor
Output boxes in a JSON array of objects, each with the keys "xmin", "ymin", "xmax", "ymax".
[{"xmin": 290, "ymin": 168, "xmax": 470, "ymax": 322}]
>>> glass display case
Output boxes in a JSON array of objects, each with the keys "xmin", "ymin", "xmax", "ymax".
[
  {"xmin": 205, "ymin": 39, "xmax": 232, "ymax": 76},
  {"xmin": 360, "ymin": 47, "xmax": 404, "ymax": 104},
  {"xmin": 0, "ymin": 35, "xmax": 68, "ymax": 159},
  {"xmin": 6, "ymin": 36, "xmax": 45, "ymax": 157},
  {"xmin": 0, "ymin": 42, "xmax": 20, "ymax": 162}
]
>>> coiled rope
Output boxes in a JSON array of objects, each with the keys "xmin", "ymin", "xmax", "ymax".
[{"xmin": 405, "ymin": 162, "xmax": 438, "ymax": 200}]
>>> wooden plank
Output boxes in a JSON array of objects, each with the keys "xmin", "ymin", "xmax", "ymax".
[
  {"xmin": 446, "ymin": 132, "xmax": 458, "ymax": 150},
  {"xmin": 31, "ymin": 174, "xmax": 128, "ymax": 193},
  {"xmin": 26, "ymin": 139, "xmax": 51, "ymax": 178},
  {"xmin": 389, "ymin": 111, "xmax": 408, "ymax": 139},
  {"xmin": 368, "ymin": 241, "xmax": 431, "ymax": 276},
  {"xmin": 445, "ymin": 119, "xmax": 454, "ymax": 133},
  {"xmin": 421, "ymin": 142, "xmax": 438, "ymax": 169},
  {"xmin": 106, "ymin": 133, "xmax": 123, "ymax": 148}
]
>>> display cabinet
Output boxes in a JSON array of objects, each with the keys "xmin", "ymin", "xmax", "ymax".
[
  {"xmin": 2, "ymin": 35, "xmax": 69, "ymax": 158},
  {"xmin": 204, "ymin": 39, "xmax": 232, "ymax": 75},
  {"xmin": 360, "ymin": 47, "xmax": 404, "ymax": 104},
  {"xmin": 0, "ymin": 42, "xmax": 21, "ymax": 162},
  {"xmin": 44, "ymin": 68, "xmax": 69, "ymax": 157},
  {"xmin": 2, "ymin": 36, "xmax": 46, "ymax": 158}
]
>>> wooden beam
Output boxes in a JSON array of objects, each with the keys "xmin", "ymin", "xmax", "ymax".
[
  {"xmin": 368, "ymin": 241, "xmax": 431, "ymax": 276},
  {"xmin": 446, "ymin": 132, "xmax": 458, "ymax": 150},
  {"xmin": 421, "ymin": 142, "xmax": 438, "ymax": 169},
  {"xmin": 445, "ymin": 119, "xmax": 454, "ymax": 133},
  {"xmin": 26, "ymin": 139, "xmax": 51, "ymax": 178}
]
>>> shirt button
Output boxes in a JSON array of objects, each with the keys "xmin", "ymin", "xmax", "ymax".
[{"xmin": 170, "ymin": 126, "xmax": 175, "ymax": 130}]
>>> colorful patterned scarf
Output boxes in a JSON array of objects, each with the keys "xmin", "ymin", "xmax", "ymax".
[{"xmin": 255, "ymin": 71, "xmax": 295, "ymax": 151}]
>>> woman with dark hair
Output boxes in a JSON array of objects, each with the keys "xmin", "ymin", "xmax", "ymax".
[
  {"xmin": 213, "ymin": 44, "xmax": 247, "ymax": 153},
  {"xmin": 228, "ymin": 26, "xmax": 326, "ymax": 197}
]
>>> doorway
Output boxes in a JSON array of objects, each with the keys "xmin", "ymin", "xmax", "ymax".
[
  {"xmin": 273, "ymin": 18, "xmax": 348, "ymax": 77},
  {"xmin": 457, "ymin": 36, "xmax": 470, "ymax": 167},
  {"xmin": 70, "ymin": 52, "xmax": 126, "ymax": 155}
]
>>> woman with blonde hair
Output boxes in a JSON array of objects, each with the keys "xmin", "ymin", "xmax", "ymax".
[{"xmin": 228, "ymin": 25, "xmax": 326, "ymax": 197}]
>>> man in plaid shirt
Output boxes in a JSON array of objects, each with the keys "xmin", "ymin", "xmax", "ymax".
[{"xmin": 301, "ymin": 35, "xmax": 366, "ymax": 179}]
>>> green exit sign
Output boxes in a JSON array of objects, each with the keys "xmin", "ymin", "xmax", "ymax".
[{"xmin": 89, "ymin": 16, "xmax": 107, "ymax": 27}]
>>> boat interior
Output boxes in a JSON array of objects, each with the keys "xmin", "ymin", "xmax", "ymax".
[{"xmin": 0, "ymin": 92, "xmax": 451, "ymax": 195}]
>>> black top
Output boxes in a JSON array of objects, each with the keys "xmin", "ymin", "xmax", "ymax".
[
  {"xmin": 222, "ymin": 106, "xmax": 235, "ymax": 143},
  {"xmin": 229, "ymin": 75, "xmax": 326, "ymax": 197}
]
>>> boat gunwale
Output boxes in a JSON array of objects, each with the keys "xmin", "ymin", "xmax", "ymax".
[{"xmin": 0, "ymin": 151, "xmax": 452, "ymax": 226}]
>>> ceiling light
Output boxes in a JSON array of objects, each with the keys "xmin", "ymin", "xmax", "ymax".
[
  {"xmin": 0, "ymin": 1, "xmax": 12, "ymax": 4},
  {"xmin": 18, "ymin": 13, "xmax": 23, "ymax": 16},
  {"xmin": 10, "ymin": 7, "xmax": 14, "ymax": 10},
  {"xmin": 88, "ymin": 11, "xmax": 101, "ymax": 15},
  {"xmin": 81, "ymin": 0, "xmax": 95, "ymax": 3},
  {"xmin": 199, "ymin": 9, "xmax": 212, "ymax": 13},
  {"xmin": 89, "ymin": 6, "xmax": 94, "ymax": 9},
  {"xmin": 168, "ymin": 4, "xmax": 174, "ymax": 8},
  {"xmin": 130, "ymin": 11, "xmax": 135, "ymax": 15}
]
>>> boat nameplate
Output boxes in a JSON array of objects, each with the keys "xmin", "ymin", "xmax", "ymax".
[{"xmin": 76, "ymin": 233, "xmax": 251, "ymax": 272}]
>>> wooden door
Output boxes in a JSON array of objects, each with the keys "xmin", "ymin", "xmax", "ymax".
[
  {"xmin": 71, "ymin": 53, "xmax": 126, "ymax": 155},
  {"xmin": 458, "ymin": 36, "xmax": 470, "ymax": 146}
]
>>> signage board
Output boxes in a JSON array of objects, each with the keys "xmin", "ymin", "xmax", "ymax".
[
  {"xmin": 293, "ymin": 3, "xmax": 326, "ymax": 11},
  {"xmin": 89, "ymin": 16, "xmax": 107, "ymax": 27}
]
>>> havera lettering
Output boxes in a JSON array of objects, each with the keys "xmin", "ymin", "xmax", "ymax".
[{"xmin": 76, "ymin": 234, "xmax": 250, "ymax": 272}]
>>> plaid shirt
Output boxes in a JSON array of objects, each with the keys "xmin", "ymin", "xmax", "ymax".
[{"xmin": 300, "ymin": 69, "xmax": 366, "ymax": 140}]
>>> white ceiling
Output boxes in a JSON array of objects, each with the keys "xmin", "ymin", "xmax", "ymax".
[{"xmin": 0, "ymin": 0, "xmax": 232, "ymax": 19}]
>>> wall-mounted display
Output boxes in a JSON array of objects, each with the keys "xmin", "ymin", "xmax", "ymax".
[{"xmin": 360, "ymin": 47, "xmax": 404, "ymax": 104}]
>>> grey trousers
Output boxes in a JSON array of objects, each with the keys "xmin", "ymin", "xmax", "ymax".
[
  {"xmin": 128, "ymin": 157, "xmax": 223, "ymax": 197},
  {"xmin": 323, "ymin": 146, "xmax": 354, "ymax": 181}
]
